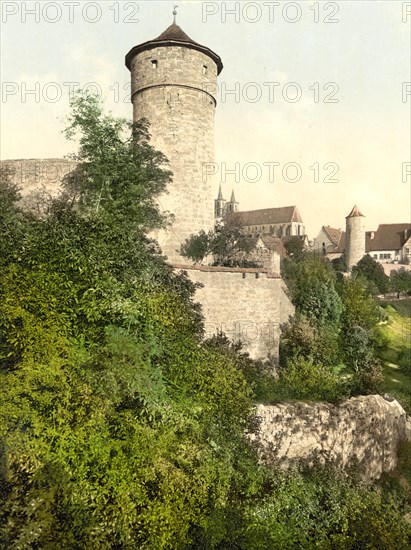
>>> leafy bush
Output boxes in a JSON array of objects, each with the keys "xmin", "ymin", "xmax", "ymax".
[
  {"xmin": 274, "ymin": 356, "xmax": 344, "ymax": 402},
  {"xmin": 398, "ymin": 348, "xmax": 411, "ymax": 375},
  {"xmin": 280, "ymin": 318, "xmax": 340, "ymax": 369},
  {"xmin": 202, "ymin": 467, "xmax": 411, "ymax": 549},
  {"xmin": 352, "ymin": 254, "xmax": 390, "ymax": 294}
]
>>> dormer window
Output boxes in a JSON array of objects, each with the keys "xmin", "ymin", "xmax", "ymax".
[
  {"xmin": 203, "ymin": 65, "xmax": 208, "ymax": 75},
  {"xmin": 152, "ymin": 60, "xmax": 158, "ymax": 69}
]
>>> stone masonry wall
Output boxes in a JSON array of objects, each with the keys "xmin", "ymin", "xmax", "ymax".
[
  {"xmin": 130, "ymin": 46, "xmax": 218, "ymax": 262},
  {"xmin": 1, "ymin": 158, "xmax": 76, "ymax": 203},
  {"xmin": 346, "ymin": 215, "xmax": 366, "ymax": 270},
  {"xmin": 252, "ymin": 395, "xmax": 409, "ymax": 480},
  {"xmin": 174, "ymin": 265, "xmax": 295, "ymax": 360}
]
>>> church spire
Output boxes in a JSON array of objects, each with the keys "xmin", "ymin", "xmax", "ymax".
[
  {"xmin": 214, "ymin": 184, "xmax": 226, "ymax": 219},
  {"xmin": 226, "ymin": 189, "xmax": 239, "ymax": 213},
  {"xmin": 217, "ymin": 183, "xmax": 224, "ymax": 200}
]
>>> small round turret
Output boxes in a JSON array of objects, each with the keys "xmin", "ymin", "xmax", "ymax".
[{"xmin": 345, "ymin": 205, "xmax": 366, "ymax": 271}]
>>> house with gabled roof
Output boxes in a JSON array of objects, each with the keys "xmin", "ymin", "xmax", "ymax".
[
  {"xmin": 315, "ymin": 222, "xmax": 411, "ymax": 266},
  {"xmin": 366, "ymin": 224, "xmax": 411, "ymax": 263},
  {"xmin": 312, "ymin": 226, "xmax": 346, "ymax": 257}
]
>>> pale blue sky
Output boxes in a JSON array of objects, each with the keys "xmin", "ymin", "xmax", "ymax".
[{"xmin": 1, "ymin": 0, "xmax": 410, "ymax": 238}]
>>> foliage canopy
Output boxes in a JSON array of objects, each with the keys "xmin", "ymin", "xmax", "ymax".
[{"xmin": 1, "ymin": 94, "xmax": 409, "ymax": 548}]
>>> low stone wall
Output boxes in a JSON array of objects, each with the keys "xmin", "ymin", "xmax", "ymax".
[
  {"xmin": 173, "ymin": 264, "xmax": 294, "ymax": 360},
  {"xmin": 252, "ymin": 395, "xmax": 408, "ymax": 480}
]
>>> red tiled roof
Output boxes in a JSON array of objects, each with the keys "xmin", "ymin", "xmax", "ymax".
[
  {"xmin": 332, "ymin": 224, "xmax": 411, "ymax": 254},
  {"xmin": 366, "ymin": 224, "xmax": 411, "ymax": 251},
  {"xmin": 334, "ymin": 231, "xmax": 346, "ymax": 253},
  {"xmin": 322, "ymin": 226, "xmax": 343, "ymax": 247},
  {"xmin": 233, "ymin": 206, "xmax": 302, "ymax": 226}
]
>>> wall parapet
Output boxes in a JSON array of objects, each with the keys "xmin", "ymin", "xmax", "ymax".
[
  {"xmin": 172, "ymin": 263, "xmax": 281, "ymax": 277},
  {"xmin": 175, "ymin": 266, "xmax": 294, "ymax": 360}
]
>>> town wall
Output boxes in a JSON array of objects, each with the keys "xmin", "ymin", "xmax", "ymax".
[
  {"xmin": 252, "ymin": 395, "xmax": 410, "ymax": 480},
  {"xmin": 1, "ymin": 158, "xmax": 75, "ymax": 196},
  {"xmin": 173, "ymin": 265, "xmax": 295, "ymax": 360}
]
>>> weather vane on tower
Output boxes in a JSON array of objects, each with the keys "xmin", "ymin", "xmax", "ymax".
[{"xmin": 173, "ymin": 5, "xmax": 178, "ymax": 24}]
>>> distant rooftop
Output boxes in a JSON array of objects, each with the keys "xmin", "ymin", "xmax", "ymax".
[
  {"xmin": 366, "ymin": 224, "xmax": 411, "ymax": 251},
  {"xmin": 232, "ymin": 206, "xmax": 303, "ymax": 226}
]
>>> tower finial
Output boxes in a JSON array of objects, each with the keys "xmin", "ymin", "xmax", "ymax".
[{"xmin": 173, "ymin": 5, "xmax": 178, "ymax": 24}]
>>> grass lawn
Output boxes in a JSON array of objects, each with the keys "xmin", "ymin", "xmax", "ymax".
[{"xmin": 378, "ymin": 303, "xmax": 411, "ymax": 413}]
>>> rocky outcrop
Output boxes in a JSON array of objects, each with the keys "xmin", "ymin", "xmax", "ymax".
[{"xmin": 252, "ymin": 395, "xmax": 408, "ymax": 480}]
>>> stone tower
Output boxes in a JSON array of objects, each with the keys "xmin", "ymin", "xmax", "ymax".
[
  {"xmin": 345, "ymin": 205, "xmax": 366, "ymax": 271},
  {"xmin": 125, "ymin": 16, "xmax": 223, "ymax": 262},
  {"xmin": 226, "ymin": 189, "xmax": 239, "ymax": 214},
  {"xmin": 214, "ymin": 184, "xmax": 226, "ymax": 220}
]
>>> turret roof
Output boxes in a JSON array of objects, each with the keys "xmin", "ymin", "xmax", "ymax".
[
  {"xmin": 346, "ymin": 205, "xmax": 365, "ymax": 218},
  {"xmin": 125, "ymin": 21, "xmax": 223, "ymax": 74},
  {"xmin": 155, "ymin": 22, "xmax": 195, "ymax": 43}
]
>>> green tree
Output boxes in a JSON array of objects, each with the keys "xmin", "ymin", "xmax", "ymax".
[
  {"xmin": 390, "ymin": 267, "xmax": 411, "ymax": 297},
  {"xmin": 283, "ymin": 236, "xmax": 305, "ymax": 260},
  {"xmin": 232, "ymin": 468, "xmax": 410, "ymax": 549},
  {"xmin": 339, "ymin": 277, "xmax": 384, "ymax": 394},
  {"xmin": 331, "ymin": 254, "xmax": 346, "ymax": 272},
  {"xmin": 352, "ymin": 254, "xmax": 389, "ymax": 294},
  {"xmin": 179, "ymin": 228, "xmax": 212, "ymax": 264},
  {"xmin": 180, "ymin": 214, "xmax": 256, "ymax": 266},
  {"xmin": 279, "ymin": 318, "xmax": 340, "ymax": 369},
  {"xmin": 282, "ymin": 255, "xmax": 342, "ymax": 328},
  {"xmin": 1, "ymin": 93, "xmax": 408, "ymax": 550},
  {"xmin": 0, "ymin": 165, "xmax": 25, "ymax": 268},
  {"xmin": 339, "ymin": 277, "xmax": 380, "ymax": 332}
]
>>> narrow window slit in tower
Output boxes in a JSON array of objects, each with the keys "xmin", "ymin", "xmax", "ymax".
[
  {"xmin": 152, "ymin": 60, "xmax": 158, "ymax": 69},
  {"xmin": 203, "ymin": 65, "xmax": 208, "ymax": 75}
]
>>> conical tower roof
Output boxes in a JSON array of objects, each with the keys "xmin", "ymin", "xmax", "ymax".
[
  {"xmin": 155, "ymin": 22, "xmax": 195, "ymax": 43},
  {"xmin": 126, "ymin": 20, "xmax": 223, "ymax": 73},
  {"xmin": 346, "ymin": 205, "xmax": 365, "ymax": 218},
  {"xmin": 217, "ymin": 184, "xmax": 224, "ymax": 200},
  {"xmin": 230, "ymin": 190, "xmax": 237, "ymax": 203}
]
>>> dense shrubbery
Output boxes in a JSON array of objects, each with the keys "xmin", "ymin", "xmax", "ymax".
[
  {"xmin": 278, "ymin": 253, "xmax": 387, "ymax": 401},
  {"xmin": 0, "ymin": 95, "xmax": 255, "ymax": 547},
  {"xmin": 1, "ymin": 95, "xmax": 409, "ymax": 548},
  {"xmin": 230, "ymin": 467, "xmax": 410, "ymax": 550},
  {"xmin": 179, "ymin": 215, "xmax": 257, "ymax": 267}
]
